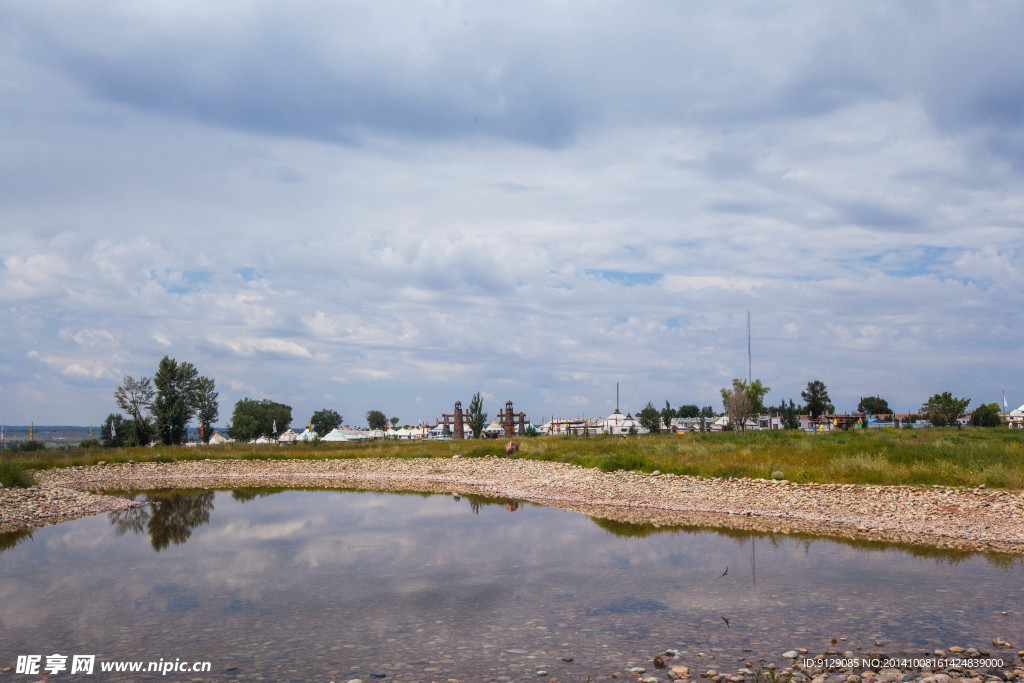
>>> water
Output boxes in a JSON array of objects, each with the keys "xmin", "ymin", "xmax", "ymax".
[{"xmin": 1, "ymin": 489, "xmax": 1022, "ymax": 680}]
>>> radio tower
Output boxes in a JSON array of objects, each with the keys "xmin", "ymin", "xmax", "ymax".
[{"xmin": 747, "ymin": 311, "xmax": 752, "ymax": 383}]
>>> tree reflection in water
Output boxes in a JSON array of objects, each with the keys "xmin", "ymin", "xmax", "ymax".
[{"xmin": 108, "ymin": 491, "xmax": 215, "ymax": 552}]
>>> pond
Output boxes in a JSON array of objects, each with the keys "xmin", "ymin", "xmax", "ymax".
[{"xmin": 1, "ymin": 489, "xmax": 1022, "ymax": 681}]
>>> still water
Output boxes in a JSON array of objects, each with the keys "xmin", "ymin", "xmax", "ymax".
[{"xmin": 1, "ymin": 489, "xmax": 1022, "ymax": 681}]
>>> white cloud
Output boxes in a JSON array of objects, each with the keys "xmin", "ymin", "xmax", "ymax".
[
  {"xmin": 0, "ymin": 3, "xmax": 1022, "ymax": 423},
  {"xmin": 208, "ymin": 335, "xmax": 317, "ymax": 359}
]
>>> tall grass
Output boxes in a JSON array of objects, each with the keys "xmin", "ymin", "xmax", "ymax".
[{"xmin": 5, "ymin": 428, "xmax": 1023, "ymax": 489}]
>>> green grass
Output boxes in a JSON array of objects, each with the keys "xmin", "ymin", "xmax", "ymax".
[
  {"xmin": 0, "ymin": 458, "xmax": 37, "ymax": 487},
  {"xmin": 4, "ymin": 428, "xmax": 1024, "ymax": 489}
]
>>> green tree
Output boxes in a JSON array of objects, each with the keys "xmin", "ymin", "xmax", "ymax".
[
  {"xmin": 970, "ymin": 403, "xmax": 1002, "ymax": 428},
  {"xmin": 676, "ymin": 404, "xmax": 700, "ymax": 418},
  {"xmin": 801, "ymin": 380, "xmax": 835, "ymax": 419},
  {"xmin": 857, "ymin": 396, "xmax": 891, "ymax": 415},
  {"xmin": 101, "ymin": 413, "xmax": 128, "ymax": 448},
  {"xmin": 113, "ymin": 375, "xmax": 155, "ymax": 447},
  {"xmin": 226, "ymin": 398, "xmax": 293, "ymax": 442},
  {"xmin": 365, "ymin": 410, "xmax": 387, "ymax": 431},
  {"xmin": 699, "ymin": 405, "xmax": 715, "ymax": 431},
  {"xmin": 780, "ymin": 399, "xmax": 801, "ymax": 429},
  {"xmin": 389, "ymin": 416, "xmax": 399, "ymax": 429},
  {"xmin": 920, "ymin": 392, "xmax": 971, "ymax": 429},
  {"xmin": 311, "ymin": 408, "xmax": 342, "ymax": 437},
  {"xmin": 721, "ymin": 378, "xmax": 770, "ymax": 414},
  {"xmin": 466, "ymin": 392, "xmax": 487, "ymax": 439},
  {"xmin": 638, "ymin": 402, "xmax": 663, "ymax": 434},
  {"xmin": 152, "ymin": 356, "xmax": 200, "ymax": 445},
  {"xmin": 660, "ymin": 401, "xmax": 676, "ymax": 430},
  {"xmin": 195, "ymin": 376, "xmax": 219, "ymax": 443},
  {"xmin": 721, "ymin": 379, "xmax": 770, "ymax": 431}
]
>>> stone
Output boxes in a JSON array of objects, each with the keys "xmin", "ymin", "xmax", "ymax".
[{"xmin": 783, "ymin": 651, "xmax": 798, "ymax": 659}]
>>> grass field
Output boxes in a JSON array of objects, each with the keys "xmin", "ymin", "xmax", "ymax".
[{"xmin": 3, "ymin": 427, "xmax": 1023, "ymax": 490}]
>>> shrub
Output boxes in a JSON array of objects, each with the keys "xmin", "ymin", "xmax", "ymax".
[
  {"xmin": 598, "ymin": 452, "xmax": 646, "ymax": 472},
  {"xmin": 9, "ymin": 440, "xmax": 46, "ymax": 453},
  {"xmin": 78, "ymin": 439, "xmax": 102, "ymax": 450},
  {"xmin": 0, "ymin": 459, "xmax": 36, "ymax": 488}
]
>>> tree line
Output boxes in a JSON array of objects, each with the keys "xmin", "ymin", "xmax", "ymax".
[
  {"xmin": 636, "ymin": 378, "xmax": 1002, "ymax": 434},
  {"xmin": 104, "ymin": 358, "xmax": 408, "ymax": 446},
  {"xmin": 104, "ymin": 359, "xmax": 1006, "ymax": 448}
]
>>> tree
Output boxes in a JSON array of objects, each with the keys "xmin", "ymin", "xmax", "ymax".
[
  {"xmin": 660, "ymin": 401, "xmax": 676, "ymax": 430},
  {"xmin": 365, "ymin": 410, "xmax": 387, "ymax": 431},
  {"xmin": 699, "ymin": 405, "xmax": 715, "ymax": 432},
  {"xmin": 389, "ymin": 416, "xmax": 399, "ymax": 429},
  {"xmin": 114, "ymin": 375, "xmax": 155, "ymax": 447},
  {"xmin": 970, "ymin": 403, "xmax": 1002, "ymax": 428},
  {"xmin": 801, "ymin": 380, "xmax": 835, "ymax": 419},
  {"xmin": 920, "ymin": 392, "xmax": 971, "ymax": 429},
  {"xmin": 677, "ymin": 404, "xmax": 700, "ymax": 418},
  {"xmin": 466, "ymin": 392, "xmax": 487, "ymax": 439},
  {"xmin": 638, "ymin": 402, "xmax": 663, "ymax": 434},
  {"xmin": 101, "ymin": 413, "xmax": 128, "ymax": 448},
  {"xmin": 721, "ymin": 379, "xmax": 770, "ymax": 431},
  {"xmin": 857, "ymin": 396, "xmax": 891, "ymax": 415},
  {"xmin": 152, "ymin": 356, "xmax": 200, "ymax": 445},
  {"xmin": 226, "ymin": 398, "xmax": 293, "ymax": 442},
  {"xmin": 725, "ymin": 388, "xmax": 753, "ymax": 431},
  {"xmin": 767, "ymin": 401, "xmax": 801, "ymax": 429},
  {"xmin": 311, "ymin": 408, "xmax": 342, "ymax": 437},
  {"xmin": 195, "ymin": 377, "xmax": 219, "ymax": 444}
]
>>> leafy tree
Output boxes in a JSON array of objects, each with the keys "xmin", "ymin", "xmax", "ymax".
[
  {"xmin": 226, "ymin": 398, "xmax": 293, "ymax": 441},
  {"xmin": 114, "ymin": 375, "xmax": 155, "ymax": 447},
  {"xmin": 721, "ymin": 379, "xmax": 770, "ymax": 431},
  {"xmin": 389, "ymin": 416, "xmax": 399, "ymax": 429},
  {"xmin": 780, "ymin": 399, "xmax": 801, "ymax": 429},
  {"xmin": 311, "ymin": 408, "xmax": 342, "ymax": 437},
  {"xmin": 920, "ymin": 392, "xmax": 971, "ymax": 429},
  {"xmin": 660, "ymin": 401, "xmax": 676, "ymax": 430},
  {"xmin": 195, "ymin": 376, "xmax": 219, "ymax": 444},
  {"xmin": 366, "ymin": 410, "xmax": 387, "ymax": 431},
  {"xmin": 152, "ymin": 356, "xmax": 200, "ymax": 445},
  {"xmin": 725, "ymin": 388, "xmax": 753, "ymax": 431},
  {"xmin": 699, "ymin": 405, "xmax": 715, "ymax": 431},
  {"xmin": 466, "ymin": 392, "xmax": 487, "ymax": 439},
  {"xmin": 102, "ymin": 413, "xmax": 128, "ymax": 448},
  {"xmin": 721, "ymin": 378, "xmax": 770, "ymax": 414},
  {"xmin": 857, "ymin": 396, "xmax": 891, "ymax": 415},
  {"xmin": 970, "ymin": 403, "xmax": 1002, "ymax": 428},
  {"xmin": 638, "ymin": 402, "xmax": 663, "ymax": 434},
  {"xmin": 677, "ymin": 404, "xmax": 700, "ymax": 418},
  {"xmin": 801, "ymin": 380, "xmax": 835, "ymax": 419}
]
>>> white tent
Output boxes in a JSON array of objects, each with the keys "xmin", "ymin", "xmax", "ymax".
[
  {"xmin": 278, "ymin": 429, "xmax": 298, "ymax": 443},
  {"xmin": 321, "ymin": 428, "xmax": 349, "ymax": 442},
  {"xmin": 296, "ymin": 428, "xmax": 318, "ymax": 442}
]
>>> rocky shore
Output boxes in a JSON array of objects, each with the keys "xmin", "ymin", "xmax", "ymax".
[{"xmin": 3, "ymin": 456, "xmax": 1024, "ymax": 555}]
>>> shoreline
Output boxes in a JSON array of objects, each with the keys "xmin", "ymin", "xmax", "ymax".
[{"xmin": 3, "ymin": 456, "xmax": 1024, "ymax": 555}]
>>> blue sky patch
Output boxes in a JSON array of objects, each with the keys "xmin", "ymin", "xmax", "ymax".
[{"xmin": 584, "ymin": 269, "xmax": 663, "ymax": 287}]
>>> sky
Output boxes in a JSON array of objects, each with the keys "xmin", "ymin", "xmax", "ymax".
[{"xmin": 1, "ymin": 1, "xmax": 1023, "ymax": 428}]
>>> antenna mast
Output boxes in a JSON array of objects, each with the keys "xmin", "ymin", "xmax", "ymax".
[{"xmin": 747, "ymin": 311, "xmax": 752, "ymax": 383}]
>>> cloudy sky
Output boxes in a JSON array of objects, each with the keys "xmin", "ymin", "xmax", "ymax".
[{"xmin": 2, "ymin": 1, "xmax": 1023, "ymax": 427}]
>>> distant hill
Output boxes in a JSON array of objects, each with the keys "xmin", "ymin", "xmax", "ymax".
[{"xmin": 1, "ymin": 425, "xmax": 223, "ymax": 446}]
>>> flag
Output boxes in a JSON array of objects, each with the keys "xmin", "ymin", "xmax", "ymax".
[
  {"xmin": 112, "ymin": 423, "xmax": 116, "ymax": 439},
  {"xmin": 1005, "ymin": 395, "xmax": 1009, "ymax": 409},
  {"xmin": 273, "ymin": 419, "xmax": 277, "ymax": 433},
  {"xmin": 200, "ymin": 424, "xmax": 204, "ymax": 437}
]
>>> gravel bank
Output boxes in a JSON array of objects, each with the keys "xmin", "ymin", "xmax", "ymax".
[{"xmin": 4, "ymin": 456, "xmax": 1023, "ymax": 554}]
